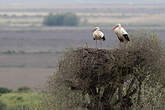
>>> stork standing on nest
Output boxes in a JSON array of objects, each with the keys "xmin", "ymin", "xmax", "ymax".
[
  {"xmin": 92, "ymin": 27, "xmax": 105, "ymax": 48},
  {"xmin": 112, "ymin": 24, "xmax": 130, "ymax": 48}
]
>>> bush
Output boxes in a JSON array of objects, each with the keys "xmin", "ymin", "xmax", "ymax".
[
  {"xmin": 46, "ymin": 33, "xmax": 165, "ymax": 110},
  {"xmin": 17, "ymin": 86, "xmax": 32, "ymax": 93},
  {"xmin": 0, "ymin": 87, "xmax": 12, "ymax": 94},
  {"xmin": 43, "ymin": 12, "xmax": 80, "ymax": 26}
]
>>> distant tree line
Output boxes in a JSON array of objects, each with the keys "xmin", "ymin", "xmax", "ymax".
[{"xmin": 43, "ymin": 12, "xmax": 80, "ymax": 26}]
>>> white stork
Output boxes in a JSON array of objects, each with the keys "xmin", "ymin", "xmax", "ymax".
[
  {"xmin": 112, "ymin": 24, "xmax": 130, "ymax": 47},
  {"xmin": 92, "ymin": 27, "xmax": 105, "ymax": 48}
]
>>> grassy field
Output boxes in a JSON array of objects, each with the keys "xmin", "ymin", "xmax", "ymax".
[{"xmin": 0, "ymin": 92, "xmax": 43, "ymax": 110}]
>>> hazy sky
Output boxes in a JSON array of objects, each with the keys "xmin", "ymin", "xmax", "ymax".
[
  {"xmin": 1, "ymin": 0, "xmax": 165, "ymax": 4},
  {"xmin": 0, "ymin": 0, "xmax": 164, "ymax": 8}
]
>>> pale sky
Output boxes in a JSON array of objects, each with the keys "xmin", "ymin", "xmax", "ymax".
[{"xmin": 0, "ymin": 0, "xmax": 165, "ymax": 4}]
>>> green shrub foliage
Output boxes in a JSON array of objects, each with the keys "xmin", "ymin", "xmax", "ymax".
[
  {"xmin": 43, "ymin": 12, "xmax": 80, "ymax": 26},
  {"xmin": 0, "ymin": 87, "xmax": 12, "ymax": 94},
  {"xmin": 17, "ymin": 86, "xmax": 32, "ymax": 92}
]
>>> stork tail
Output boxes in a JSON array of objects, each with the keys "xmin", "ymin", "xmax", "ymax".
[
  {"xmin": 102, "ymin": 36, "xmax": 105, "ymax": 41},
  {"xmin": 123, "ymin": 34, "xmax": 130, "ymax": 41}
]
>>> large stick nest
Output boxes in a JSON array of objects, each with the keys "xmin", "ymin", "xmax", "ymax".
[{"xmin": 58, "ymin": 36, "xmax": 161, "ymax": 91}]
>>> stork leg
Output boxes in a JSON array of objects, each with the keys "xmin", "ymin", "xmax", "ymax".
[
  {"xmin": 100, "ymin": 40, "xmax": 102, "ymax": 49},
  {"xmin": 96, "ymin": 40, "xmax": 97, "ymax": 48},
  {"xmin": 119, "ymin": 42, "xmax": 121, "ymax": 48},
  {"xmin": 124, "ymin": 41, "xmax": 127, "ymax": 48}
]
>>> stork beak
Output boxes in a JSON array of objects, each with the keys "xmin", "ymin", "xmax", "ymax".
[
  {"xmin": 92, "ymin": 28, "xmax": 96, "ymax": 32},
  {"xmin": 112, "ymin": 25, "xmax": 118, "ymax": 30}
]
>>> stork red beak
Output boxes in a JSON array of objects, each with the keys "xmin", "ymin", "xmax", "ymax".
[
  {"xmin": 112, "ymin": 25, "xmax": 118, "ymax": 30},
  {"xmin": 92, "ymin": 28, "xmax": 96, "ymax": 32}
]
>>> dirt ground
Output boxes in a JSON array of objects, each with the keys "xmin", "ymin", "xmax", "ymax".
[{"xmin": 0, "ymin": 68, "xmax": 54, "ymax": 90}]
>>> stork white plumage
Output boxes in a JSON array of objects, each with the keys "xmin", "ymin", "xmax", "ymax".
[
  {"xmin": 92, "ymin": 27, "xmax": 105, "ymax": 48},
  {"xmin": 112, "ymin": 24, "xmax": 130, "ymax": 48}
]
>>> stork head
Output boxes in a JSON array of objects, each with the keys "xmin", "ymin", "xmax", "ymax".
[
  {"xmin": 112, "ymin": 24, "xmax": 122, "ymax": 30},
  {"xmin": 92, "ymin": 27, "xmax": 100, "ymax": 32}
]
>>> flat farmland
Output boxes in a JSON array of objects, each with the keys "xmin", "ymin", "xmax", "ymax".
[
  {"xmin": 0, "ymin": 28, "xmax": 164, "ymax": 89},
  {"xmin": 0, "ymin": 28, "xmax": 164, "ymax": 52},
  {"xmin": 0, "ymin": 4, "xmax": 165, "ymax": 27}
]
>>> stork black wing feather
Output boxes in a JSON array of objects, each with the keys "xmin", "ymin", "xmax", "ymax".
[
  {"xmin": 102, "ymin": 36, "xmax": 105, "ymax": 41},
  {"xmin": 123, "ymin": 34, "xmax": 130, "ymax": 41}
]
